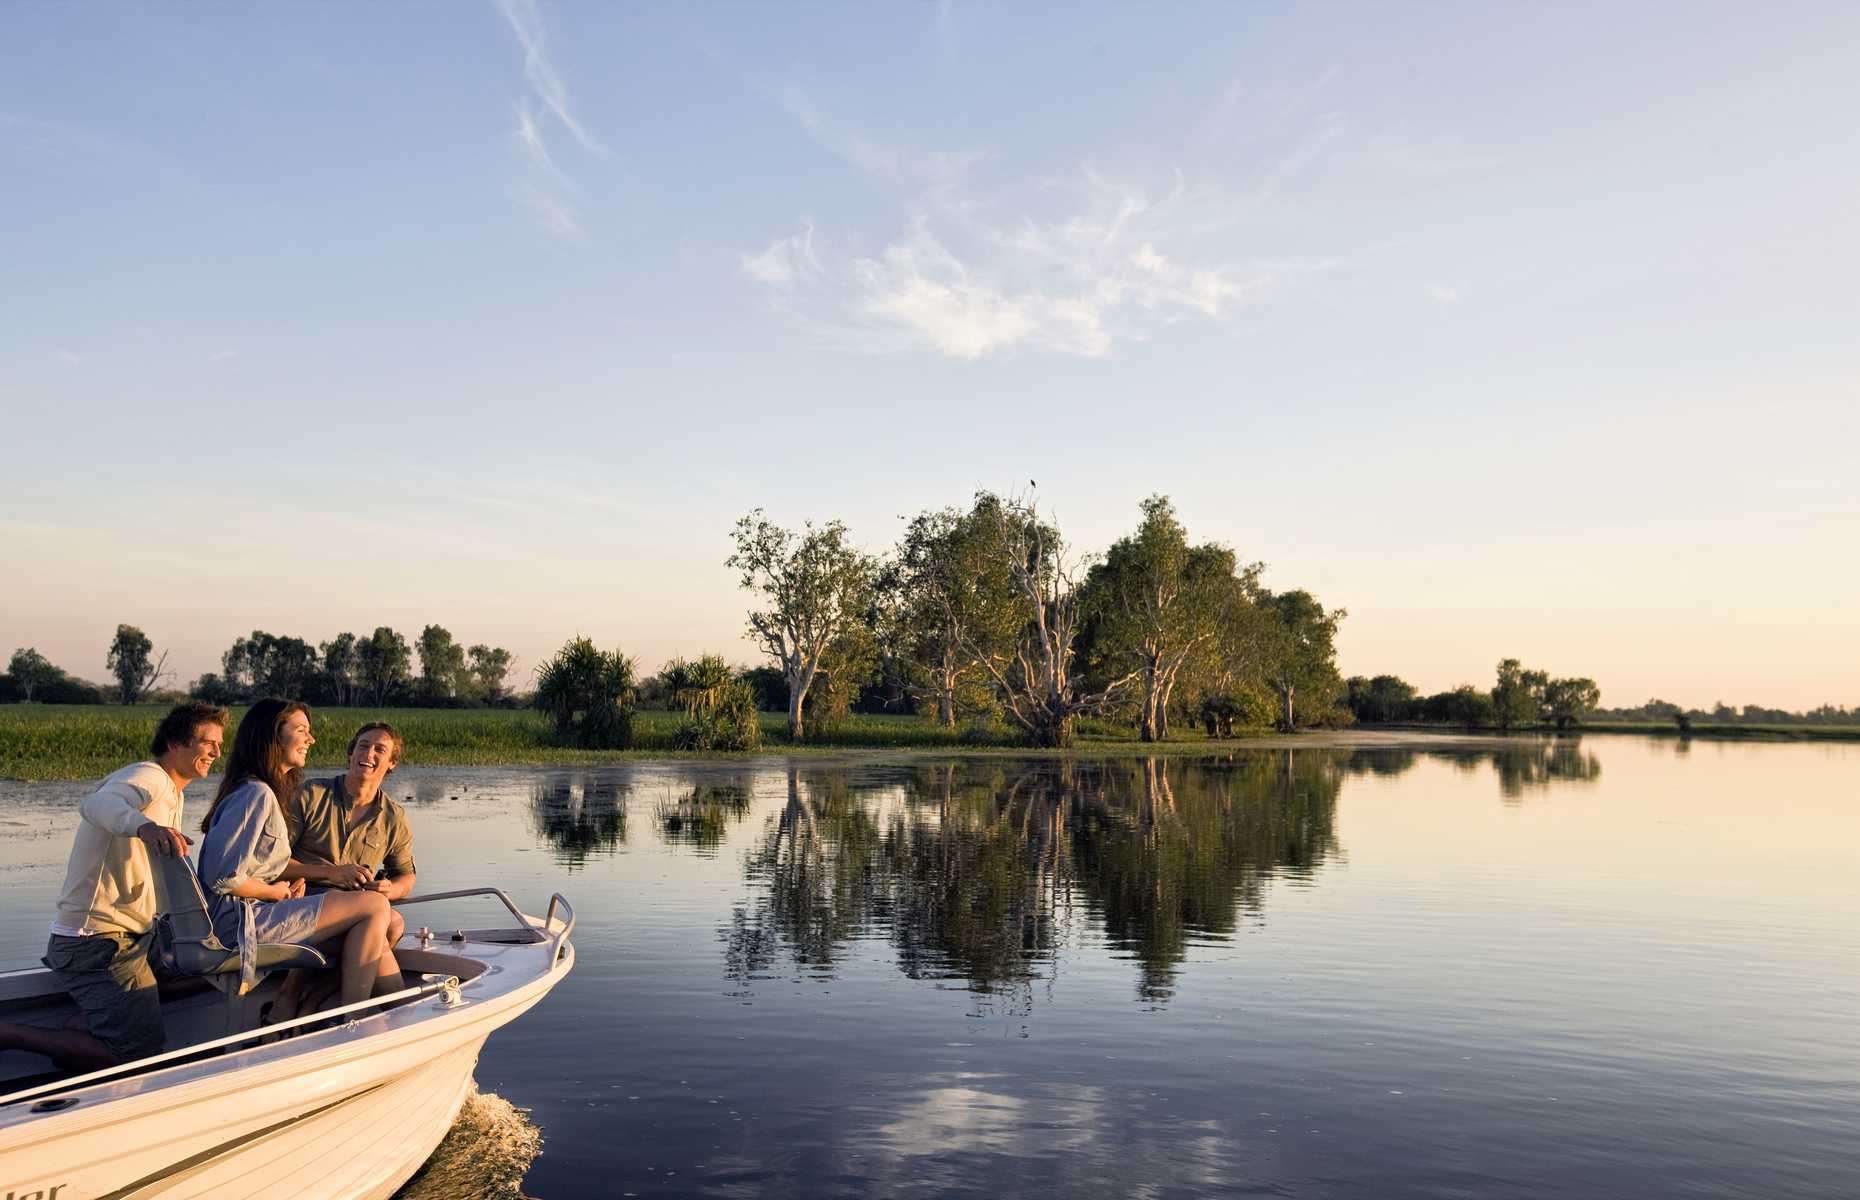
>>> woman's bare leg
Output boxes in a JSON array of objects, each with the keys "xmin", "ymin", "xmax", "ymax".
[
  {"xmin": 307, "ymin": 891, "xmax": 395, "ymax": 1006},
  {"xmin": 371, "ymin": 948, "xmax": 406, "ymax": 997}
]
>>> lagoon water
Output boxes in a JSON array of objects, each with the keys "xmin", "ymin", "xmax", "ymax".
[{"xmin": 3, "ymin": 735, "xmax": 1856, "ymax": 1198}]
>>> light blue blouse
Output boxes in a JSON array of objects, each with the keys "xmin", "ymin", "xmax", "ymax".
[{"xmin": 197, "ymin": 779, "xmax": 325, "ymax": 952}]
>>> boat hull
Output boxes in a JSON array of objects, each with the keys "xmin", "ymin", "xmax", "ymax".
[{"xmin": 1, "ymin": 933, "xmax": 570, "ymax": 1200}]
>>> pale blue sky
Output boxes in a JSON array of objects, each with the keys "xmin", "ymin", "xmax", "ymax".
[{"xmin": 3, "ymin": 2, "xmax": 1856, "ymax": 708}]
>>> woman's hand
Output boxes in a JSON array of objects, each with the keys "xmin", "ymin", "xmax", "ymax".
[{"xmin": 285, "ymin": 878, "xmax": 307, "ymax": 900}]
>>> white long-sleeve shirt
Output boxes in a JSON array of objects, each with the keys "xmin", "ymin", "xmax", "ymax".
[{"xmin": 49, "ymin": 761, "xmax": 184, "ymax": 938}]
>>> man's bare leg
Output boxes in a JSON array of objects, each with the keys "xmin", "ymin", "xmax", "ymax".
[{"xmin": 0, "ymin": 1021, "xmax": 118, "ymax": 1072}]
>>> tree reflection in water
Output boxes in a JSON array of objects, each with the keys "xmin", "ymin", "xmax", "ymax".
[
  {"xmin": 527, "ymin": 771, "xmax": 629, "ymax": 867},
  {"xmin": 1375, "ymin": 739, "xmax": 1603, "ymax": 800},
  {"xmin": 726, "ymin": 767, "xmax": 886, "ymax": 984},
  {"xmin": 724, "ymin": 755, "xmax": 1347, "ymax": 1006},
  {"xmin": 722, "ymin": 742, "xmax": 1606, "ymax": 1006},
  {"xmin": 656, "ymin": 779, "xmax": 754, "ymax": 853}
]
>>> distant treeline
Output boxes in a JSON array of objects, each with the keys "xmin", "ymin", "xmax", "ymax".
[
  {"xmin": 1343, "ymin": 665, "xmax": 1856, "ymax": 732},
  {"xmin": 13, "ymin": 495, "xmax": 1847, "ymax": 748},
  {"xmin": 1342, "ymin": 662, "xmax": 1599, "ymax": 731},
  {"xmin": 1589, "ymin": 699, "xmax": 1860, "ymax": 729},
  {"xmin": 2, "ymin": 625, "xmax": 518, "ymax": 710}
]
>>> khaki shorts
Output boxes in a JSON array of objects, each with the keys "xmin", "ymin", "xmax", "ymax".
[{"xmin": 43, "ymin": 931, "xmax": 166, "ymax": 1063}]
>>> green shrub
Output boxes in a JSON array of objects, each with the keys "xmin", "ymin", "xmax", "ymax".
[
  {"xmin": 663, "ymin": 655, "xmax": 762, "ymax": 751},
  {"xmin": 533, "ymin": 638, "xmax": 636, "ymax": 749}
]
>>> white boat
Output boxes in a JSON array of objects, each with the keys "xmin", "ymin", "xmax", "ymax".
[{"xmin": 0, "ymin": 882, "xmax": 575, "ymax": 1200}]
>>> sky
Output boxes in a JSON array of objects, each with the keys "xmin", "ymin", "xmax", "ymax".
[{"xmin": 2, "ymin": 2, "xmax": 1857, "ymax": 710}]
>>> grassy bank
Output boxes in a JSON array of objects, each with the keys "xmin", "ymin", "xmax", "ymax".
[
  {"xmin": 0, "ymin": 705, "xmax": 1284, "ymax": 782},
  {"xmin": 12, "ymin": 706, "xmax": 1852, "ymax": 783}
]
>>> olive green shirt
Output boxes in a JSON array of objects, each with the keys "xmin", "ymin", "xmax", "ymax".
[{"xmin": 283, "ymin": 774, "xmax": 416, "ymax": 886}]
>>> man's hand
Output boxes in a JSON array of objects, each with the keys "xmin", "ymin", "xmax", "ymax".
[
  {"xmin": 326, "ymin": 863, "xmax": 375, "ymax": 890},
  {"xmin": 136, "ymin": 822, "xmax": 190, "ymax": 858},
  {"xmin": 360, "ymin": 876, "xmax": 395, "ymax": 895}
]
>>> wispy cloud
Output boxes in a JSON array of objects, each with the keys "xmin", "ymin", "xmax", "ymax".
[
  {"xmin": 740, "ymin": 222, "xmax": 821, "ymax": 287},
  {"xmin": 1426, "ymin": 283, "xmax": 1462, "ymax": 305},
  {"xmin": 743, "ymin": 145, "xmax": 1332, "ymax": 359},
  {"xmin": 495, "ymin": 0, "xmax": 604, "ymax": 236},
  {"xmin": 55, "ymin": 347, "xmax": 82, "ymax": 365},
  {"xmin": 777, "ymin": 86, "xmax": 978, "ymax": 190},
  {"xmin": 740, "ymin": 87, "xmax": 1347, "ymax": 360},
  {"xmin": 207, "ymin": 348, "xmax": 238, "ymax": 363}
]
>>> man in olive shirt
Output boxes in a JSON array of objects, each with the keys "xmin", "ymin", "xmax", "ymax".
[
  {"xmin": 280, "ymin": 722, "xmax": 417, "ymax": 931},
  {"xmin": 269, "ymin": 722, "xmax": 416, "ymax": 1020}
]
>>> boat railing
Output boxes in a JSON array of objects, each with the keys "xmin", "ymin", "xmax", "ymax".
[
  {"xmin": 393, "ymin": 887, "xmax": 548, "ymax": 944},
  {"xmin": 543, "ymin": 893, "xmax": 576, "ymax": 964},
  {"xmin": 1, "ymin": 975, "xmax": 461, "ymax": 1111}
]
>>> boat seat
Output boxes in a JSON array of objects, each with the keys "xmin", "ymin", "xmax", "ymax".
[{"xmin": 148, "ymin": 855, "xmax": 328, "ymax": 985}]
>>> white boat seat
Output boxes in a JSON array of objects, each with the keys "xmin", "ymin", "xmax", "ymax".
[{"xmin": 148, "ymin": 855, "xmax": 329, "ymax": 980}]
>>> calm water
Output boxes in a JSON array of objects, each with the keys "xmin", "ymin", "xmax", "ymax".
[{"xmin": 3, "ymin": 735, "xmax": 1856, "ymax": 1198}]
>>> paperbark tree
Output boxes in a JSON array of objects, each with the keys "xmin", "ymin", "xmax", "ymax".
[
  {"xmin": 1259, "ymin": 590, "xmax": 1345, "ymax": 732},
  {"xmin": 728, "ymin": 511, "xmax": 877, "ymax": 741},
  {"xmin": 889, "ymin": 495, "xmax": 1024, "ymax": 727},
  {"xmin": 965, "ymin": 496, "xmax": 1138, "ymax": 748},
  {"xmin": 1081, "ymin": 496, "xmax": 1250, "ymax": 742}
]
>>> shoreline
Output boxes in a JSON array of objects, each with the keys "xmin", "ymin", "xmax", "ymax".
[{"xmin": 4, "ymin": 708, "xmax": 1855, "ymax": 784}]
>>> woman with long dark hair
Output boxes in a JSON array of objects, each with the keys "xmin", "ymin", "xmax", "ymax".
[{"xmin": 197, "ymin": 699, "xmax": 404, "ymax": 1007}]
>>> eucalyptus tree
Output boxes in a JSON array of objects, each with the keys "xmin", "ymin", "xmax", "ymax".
[
  {"xmin": 319, "ymin": 633, "xmax": 360, "ymax": 706},
  {"xmin": 1492, "ymin": 658, "xmax": 1549, "ymax": 732},
  {"xmin": 1541, "ymin": 676, "xmax": 1601, "ymax": 730},
  {"xmin": 964, "ymin": 496, "xmax": 1137, "ymax": 748},
  {"xmin": 728, "ymin": 511, "xmax": 878, "ymax": 741},
  {"xmin": 1081, "ymin": 496, "xmax": 1254, "ymax": 742},
  {"xmin": 467, "ymin": 644, "xmax": 514, "ymax": 704},
  {"xmin": 357, "ymin": 626, "xmax": 412, "ymax": 705},
  {"xmin": 8, "ymin": 647, "xmax": 63, "ymax": 702},
  {"xmin": 1345, "ymin": 674, "xmax": 1419, "ymax": 724},
  {"xmin": 417, "ymin": 624, "xmax": 468, "ymax": 702},
  {"xmin": 889, "ymin": 495, "xmax": 1025, "ymax": 727},
  {"xmin": 222, "ymin": 631, "xmax": 315, "ymax": 700},
  {"xmin": 105, "ymin": 624, "xmax": 167, "ymax": 704},
  {"xmin": 1258, "ymin": 590, "xmax": 1346, "ymax": 732}
]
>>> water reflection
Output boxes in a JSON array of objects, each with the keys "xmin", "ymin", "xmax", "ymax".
[
  {"xmin": 727, "ymin": 754, "xmax": 1349, "ymax": 1005},
  {"xmin": 726, "ymin": 767, "xmax": 886, "ymax": 981},
  {"xmin": 527, "ymin": 772, "xmax": 628, "ymax": 866},
  {"xmin": 656, "ymin": 779, "xmax": 755, "ymax": 852},
  {"xmin": 1383, "ymin": 739, "xmax": 1603, "ymax": 800}
]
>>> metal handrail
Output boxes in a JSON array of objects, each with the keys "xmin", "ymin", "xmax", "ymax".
[
  {"xmin": 392, "ymin": 886, "xmax": 530, "ymax": 926},
  {"xmin": 1, "ymin": 976, "xmax": 459, "ymax": 1110},
  {"xmin": 543, "ymin": 893, "xmax": 576, "ymax": 963}
]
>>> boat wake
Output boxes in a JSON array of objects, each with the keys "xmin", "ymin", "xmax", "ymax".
[{"xmin": 396, "ymin": 1085, "xmax": 543, "ymax": 1199}]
